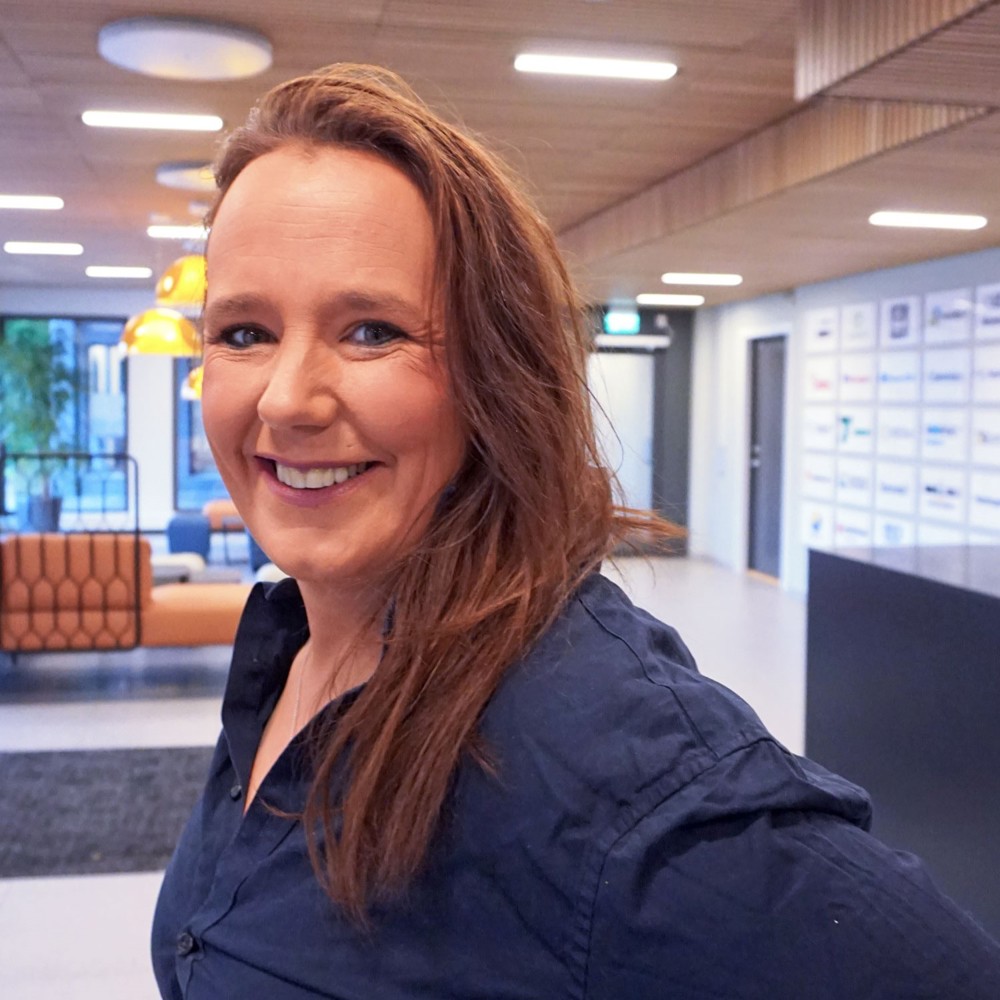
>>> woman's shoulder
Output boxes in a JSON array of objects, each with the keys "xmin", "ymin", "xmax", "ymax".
[
  {"xmin": 479, "ymin": 571, "xmax": 869, "ymax": 833},
  {"xmin": 486, "ymin": 571, "xmax": 772, "ymax": 767}
]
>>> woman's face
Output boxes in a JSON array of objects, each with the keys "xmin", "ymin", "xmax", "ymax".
[{"xmin": 202, "ymin": 144, "xmax": 466, "ymax": 589}]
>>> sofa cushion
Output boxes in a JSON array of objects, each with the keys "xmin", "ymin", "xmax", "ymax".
[
  {"xmin": 0, "ymin": 532, "xmax": 153, "ymax": 650},
  {"xmin": 142, "ymin": 582, "xmax": 250, "ymax": 647},
  {"xmin": 1, "ymin": 609, "xmax": 140, "ymax": 651},
  {"xmin": 0, "ymin": 532, "xmax": 152, "ymax": 611}
]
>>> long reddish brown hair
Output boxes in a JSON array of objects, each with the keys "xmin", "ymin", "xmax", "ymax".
[{"xmin": 209, "ymin": 64, "xmax": 675, "ymax": 921}]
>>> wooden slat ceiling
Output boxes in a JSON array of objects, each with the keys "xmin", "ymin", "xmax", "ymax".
[
  {"xmin": 795, "ymin": 0, "xmax": 991, "ymax": 98},
  {"xmin": 0, "ymin": 0, "xmax": 998, "ymax": 306},
  {"xmin": 828, "ymin": 1, "xmax": 1000, "ymax": 105}
]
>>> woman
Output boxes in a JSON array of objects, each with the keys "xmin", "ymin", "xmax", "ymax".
[{"xmin": 153, "ymin": 65, "xmax": 1000, "ymax": 998}]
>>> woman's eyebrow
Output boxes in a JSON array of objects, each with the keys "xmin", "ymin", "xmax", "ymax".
[
  {"xmin": 203, "ymin": 290, "xmax": 424, "ymax": 323},
  {"xmin": 327, "ymin": 289, "xmax": 424, "ymax": 318},
  {"xmin": 202, "ymin": 293, "xmax": 269, "ymax": 325}
]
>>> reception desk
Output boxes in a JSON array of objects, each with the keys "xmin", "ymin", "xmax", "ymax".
[{"xmin": 806, "ymin": 545, "xmax": 1000, "ymax": 938}]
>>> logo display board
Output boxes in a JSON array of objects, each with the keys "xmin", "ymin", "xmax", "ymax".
[{"xmin": 799, "ymin": 280, "xmax": 1000, "ymax": 549}]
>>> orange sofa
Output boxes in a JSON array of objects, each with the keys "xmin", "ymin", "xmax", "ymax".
[{"xmin": 0, "ymin": 532, "xmax": 253, "ymax": 652}]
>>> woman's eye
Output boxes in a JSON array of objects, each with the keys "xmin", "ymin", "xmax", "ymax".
[
  {"xmin": 347, "ymin": 321, "xmax": 406, "ymax": 348},
  {"xmin": 218, "ymin": 325, "xmax": 270, "ymax": 348}
]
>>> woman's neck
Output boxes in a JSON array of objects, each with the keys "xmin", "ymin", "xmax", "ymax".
[{"xmin": 295, "ymin": 576, "xmax": 388, "ymax": 702}]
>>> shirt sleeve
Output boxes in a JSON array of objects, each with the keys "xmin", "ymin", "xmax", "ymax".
[{"xmin": 585, "ymin": 790, "xmax": 1000, "ymax": 999}]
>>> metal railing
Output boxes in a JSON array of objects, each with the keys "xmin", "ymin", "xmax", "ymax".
[{"xmin": 1, "ymin": 449, "xmax": 142, "ymax": 653}]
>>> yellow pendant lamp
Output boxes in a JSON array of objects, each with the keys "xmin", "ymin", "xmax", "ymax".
[
  {"xmin": 155, "ymin": 254, "xmax": 207, "ymax": 308},
  {"xmin": 180, "ymin": 364, "xmax": 204, "ymax": 400},
  {"xmin": 120, "ymin": 307, "xmax": 201, "ymax": 356}
]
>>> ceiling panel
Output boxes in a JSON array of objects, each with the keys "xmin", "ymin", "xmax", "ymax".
[{"xmin": 0, "ymin": 0, "xmax": 997, "ymax": 303}]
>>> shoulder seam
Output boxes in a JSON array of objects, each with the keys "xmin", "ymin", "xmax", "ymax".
[{"xmin": 575, "ymin": 588, "xmax": 719, "ymax": 762}]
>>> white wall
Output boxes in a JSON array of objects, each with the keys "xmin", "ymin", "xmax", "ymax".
[
  {"xmin": 690, "ymin": 246, "xmax": 1000, "ymax": 594},
  {"xmin": 688, "ymin": 293, "xmax": 795, "ymax": 575},
  {"xmin": 1, "ymin": 283, "xmax": 178, "ymax": 529},
  {"xmin": 126, "ymin": 354, "xmax": 176, "ymax": 530},
  {"xmin": 588, "ymin": 351, "xmax": 655, "ymax": 509}
]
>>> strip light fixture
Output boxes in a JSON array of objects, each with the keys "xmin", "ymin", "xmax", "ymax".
[
  {"xmin": 82, "ymin": 110, "xmax": 223, "ymax": 131},
  {"xmin": 869, "ymin": 210, "xmax": 987, "ymax": 231},
  {"xmin": 86, "ymin": 265, "xmax": 154, "ymax": 279},
  {"xmin": 514, "ymin": 53, "xmax": 677, "ymax": 81},
  {"xmin": 636, "ymin": 293, "xmax": 705, "ymax": 307},
  {"xmin": 0, "ymin": 195, "xmax": 64, "ymax": 210},
  {"xmin": 661, "ymin": 272, "xmax": 743, "ymax": 286},
  {"xmin": 4, "ymin": 241, "xmax": 83, "ymax": 255},
  {"xmin": 147, "ymin": 224, "xmax": 209, "ymax": 241}
]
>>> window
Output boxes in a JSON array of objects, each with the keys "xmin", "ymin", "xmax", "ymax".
[
  {"xmin": 174, "ymin": 358, "xmax": 226, "ymax": 510},
  {"xmin": 0, "ymin": 315, "xmax": 129, "ymax": 518}
]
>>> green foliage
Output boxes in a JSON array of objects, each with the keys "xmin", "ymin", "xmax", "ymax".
[
  {"xmin": 0, "ymin": 318, "xmax": 79, "ymax": 455},
  {"xmin": 0, "ymin": 319, "xmax": 81, "ymax": 502}
]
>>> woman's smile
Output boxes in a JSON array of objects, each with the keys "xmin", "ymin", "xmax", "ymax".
[{"xmin": 252, "ymin": 456, "xmax": 382, "ymax": 508}]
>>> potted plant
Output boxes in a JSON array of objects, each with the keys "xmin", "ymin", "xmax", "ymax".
[{"xmin": 0, "ymin": 319, "xmax": 79, "ymax": 531}]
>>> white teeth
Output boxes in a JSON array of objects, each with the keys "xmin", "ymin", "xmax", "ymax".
[{"xmin": 275, "ymin": 462, "xmax": 367, "ymax": 490}]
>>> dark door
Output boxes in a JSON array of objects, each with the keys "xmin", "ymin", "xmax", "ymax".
[{"xmin": 747, "ymin": 336, "xmax": 786, "ymax": 577}]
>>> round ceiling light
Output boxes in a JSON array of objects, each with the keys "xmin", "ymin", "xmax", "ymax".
[
  {"xmin": 156, "ymin": 161, "xmax": 216, "ymax": 193},
  {"xmin": 98, "ymin": 17, "xmax": 272, "ymax": 81}
]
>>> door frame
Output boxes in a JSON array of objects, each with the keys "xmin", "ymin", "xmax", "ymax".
[
  {"xmin": 746, "ymin": 335, "xmax": 787, "ymax": 579},
  {"xmin": 737, "ymin": 329, "xmax": 791, "ymax": 581}
]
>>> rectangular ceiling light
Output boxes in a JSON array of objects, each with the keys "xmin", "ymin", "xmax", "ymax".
[
  {"xmin": 661, "ymin": 272, "xmax": 743, "ymax": 286},
  {"xmin": 0, "ymin": 194, "xmax": 64, "ymax": 210},
  {"xmin": 514, "ymin": 53, "xmax": 677, "ymax": 81},
  {"xmin": 636, "ymin": 293, "xmax": 705, "ymax": 307},
  {"xmin": 869, "ymin": 210, "xmax": 987, "ymax": 230},
  {"xmin": 147, "ymin": 224, "xmax": 209, "ymax": 240},
  {"xmin": 86, "ymin": 265, "xmax": 153, "ymax": 279},
  {"xmin": 82, "ymin": 110, "xmax": 223, "ymax": 131},
  {"xmin": 4, "ymin": 241, "xmax": 83, "ymax": 255}
]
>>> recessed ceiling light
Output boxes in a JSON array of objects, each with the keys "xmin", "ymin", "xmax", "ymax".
[
  {"xmin": 4, "ymin": 241, "xmax": 83, "ymax": 256},
  {"xmin": 514, "ymin": 53, "xmax": 677, "ymax": 81},
  {"xmin": 156, "ymin": 161, "xmax": 216, "ymax": 193},
  {"xmin": 86, "ymin": 265, "xmax": 154, "ymax": 279},
  {"xmin": 82, "ymin": 110, "xmax": 223, "ymax": 132},
  {"xmin": 661, "ymin": 272, "xmax": 743, "ymax": 286},
  {"xmin": 636, "ymin": 293, "xmax": 705, "ymax": 307},
  {"xmin": 0, "ymin": 194, "xmax": 64, "ymax": 210},
  {"xmin": 98, "ymin": 17, "xmax": 272, "ymax": 81},
  {"xmin": 868, "ymin": 210, "xmax": 987, "ymax": 230},
  {"xmin": 147, "ymin": 224, "xmax": 209, "ymax": 241}
]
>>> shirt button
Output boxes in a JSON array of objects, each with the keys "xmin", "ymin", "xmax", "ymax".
[
  {"xmin": 176, "ymin": 931, "xmax": 197, "ymax": 957},
  {"xmin": 229, "ymin": 782, "xmax": 242, "ymax": 800}
]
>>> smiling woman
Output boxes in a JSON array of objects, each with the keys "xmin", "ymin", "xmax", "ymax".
[
  {"xmin": 151, "ymin": 64, "xmax": 1000, "ymax": 1000},
  {"xmin": 201, "ymin": 144, "xmax": 464, "ymax": 603}
]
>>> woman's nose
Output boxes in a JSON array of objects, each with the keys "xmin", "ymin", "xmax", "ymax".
[{"xmin": 256, "ymin": 337, "xmax": 340, "ymax": 430}]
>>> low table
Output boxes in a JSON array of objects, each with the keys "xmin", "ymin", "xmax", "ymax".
[{"xmin": 150, "ymin": 552, "xmax": 206, "ymax": 585}]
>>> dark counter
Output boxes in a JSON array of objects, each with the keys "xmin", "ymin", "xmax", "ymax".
[{"xmin": 806, "ymin": 545, "xmax": 1000, "ymax": 938}]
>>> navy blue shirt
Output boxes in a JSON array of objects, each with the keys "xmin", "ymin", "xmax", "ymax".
[{"xmin": 152, "ymin": 573, "xmax": 1000, "ymax": 998}]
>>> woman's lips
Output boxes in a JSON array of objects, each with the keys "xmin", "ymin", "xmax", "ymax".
[{"xmin": 256, "ymin": 456, "xmax": 380, "ymax": 506}]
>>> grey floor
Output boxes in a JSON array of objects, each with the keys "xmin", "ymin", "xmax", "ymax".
[{"xmin": 0, "ymin": 556, "xmax": 806, "ymax": 1000}]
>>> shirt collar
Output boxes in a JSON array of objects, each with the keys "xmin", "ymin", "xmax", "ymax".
[{"xmin": 222, "ymin": 579, "xmax": 310, "ymax": 790}]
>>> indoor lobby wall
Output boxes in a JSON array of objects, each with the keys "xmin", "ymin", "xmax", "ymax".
[
  {"xmin": 691, "ymin": 245, "xmax": 1000, "ymax": 594},
  {"xmin": 688, "ymin": 293, "xmax": 796, "ymax": 579}
]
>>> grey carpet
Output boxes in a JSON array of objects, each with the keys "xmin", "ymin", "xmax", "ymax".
[{"xmin": 0, "ymin": 745, "xmax": 214, "ymax": 877}]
